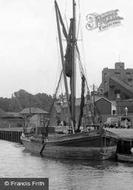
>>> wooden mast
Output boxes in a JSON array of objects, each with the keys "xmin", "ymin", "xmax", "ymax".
[
  {"xmin": 93, "ymin": 84, "xmax": 96, "ymax": 124},
  {"xmin": 71, "ymin": 0, "xmax": 76, "ymax": 129},
  {"xmin": 55, "ymin": 1, "xmax": 75, "ymax": 133}
]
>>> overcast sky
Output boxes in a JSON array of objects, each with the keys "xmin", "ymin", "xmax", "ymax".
[{"xmin": 0, "ymin": 0, "xmax": 132, "ymax": 97}]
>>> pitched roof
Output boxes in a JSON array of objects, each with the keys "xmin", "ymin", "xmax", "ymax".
[
  {"xmin": 0, "ymin": 112, "xmax": 24, "ymax": 119},
  {"xmin": 95, "ymin": 96, "xmax": 112, "ymax": 104},
  {"xmin": 20, "ymin": 107, "xmax": 48, "ymax": 114}
]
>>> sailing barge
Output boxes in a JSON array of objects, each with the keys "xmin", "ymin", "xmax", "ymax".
[
  {"xmin": 21, "ymin": 127, "xmax": 118, "ymax": 160},
  {"xmin": 21, "ymin": 0, "xmax": 118, "ymax": 160}
]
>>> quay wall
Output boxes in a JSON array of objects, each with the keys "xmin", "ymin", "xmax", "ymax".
[{"xmin": 0, "ymin": 127, "xmax": 23, "ymax": 143}]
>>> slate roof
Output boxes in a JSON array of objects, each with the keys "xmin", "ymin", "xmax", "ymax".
[
  {"xmin": 20, "ymin": 107, "xmax": 48, "ymax": 114},
  {"xmin": 0, "ymin": 112, "xmax": 24, "ymax": 119}
]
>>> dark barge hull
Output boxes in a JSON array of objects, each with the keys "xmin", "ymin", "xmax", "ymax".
[{"xmin": 21, "ymin": 129, "xmax": 117, "ymax": 160}]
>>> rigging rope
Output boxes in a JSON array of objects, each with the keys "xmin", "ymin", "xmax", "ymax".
[
  {"xmin": 76, "ymin": 44, "xmax": 90, "ymax": 93},
  {"xmin": 45, "ymin": 70, "xmax": 63, "ymax": 136},
  {"xmin": 55, "ymin": 36, "xmax": 62, "ymax": 88},
  {"xmin": 64, "ymin": 0, "xmax": 69, "ymax": 31},
  {"xmin": 77, "ymin": 74, "xmax": 85, "ymax": 132},
  {"xmin": 76, "ymin": 13, "xmax": 81, "ymax": 39}
]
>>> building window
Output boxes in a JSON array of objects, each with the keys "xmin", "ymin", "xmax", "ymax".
[
  {"xmin": 115, "ymin": 89, "xmax": 120, "ymax": 94},
  {"xmin": 99, "ymin": 88, "xmax": 103, "ymax": 95},
  {"xmin": 112, "ymin": 110, "xmax": 116, "ymax": 115},
  {"xmin": 104, "ymin": 92, "xmax": 108, "ymax": 97},
  {"xmin": 128, "ymin": 78, "xmax": 132, "ymax": 82},
  {"xmin": 115, "ymin": 72, "xmax": 120, "ymax": 75}
]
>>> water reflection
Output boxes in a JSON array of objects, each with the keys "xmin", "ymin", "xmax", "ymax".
[{"xmin": 0, "ymin": 140, "xmax": 133, "ymax": 190}]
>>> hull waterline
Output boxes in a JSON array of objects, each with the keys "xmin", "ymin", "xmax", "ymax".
[{"xmin": 21, "ymin": 130, "xmax": 117, "ymax": 160}]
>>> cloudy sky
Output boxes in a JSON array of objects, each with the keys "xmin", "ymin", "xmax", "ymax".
[{"xmin": 0, "ymin": 0, "xmax": 132, "ymax": 97}]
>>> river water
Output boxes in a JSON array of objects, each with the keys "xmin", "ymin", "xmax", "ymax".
[{"xmin": 0, "ymin": 140, "xmax": 133, "ymax": 190}]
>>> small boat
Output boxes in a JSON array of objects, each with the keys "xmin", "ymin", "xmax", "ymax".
[
  {"xmin": 117, "ymin": 153, "xmax": 133, "ymax": 163},
  {"xmin": 21, "ymin": 0, "xmax": 118, "ymax": 160},
  {"xmin": 113, "ymin": 128, "xmax": 133, "ymax": 162}
]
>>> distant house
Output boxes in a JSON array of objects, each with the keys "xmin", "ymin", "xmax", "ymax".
[
  {"xmin": 94, "ymin": 97, "xmax": 116, "ymax": 122},
  {"xmin": 95, "ymin": 97, "xmax": 115, "ymax": 115},
  {"xmin": 0, "ymin": 112, "xmax": 24, "ymax": 128},
  {"xmin": 20, "ymin": 107, "xmax": 49, "ymax": 129},
  {"xmin": 20, "ymin": 107, "xmax": 48, "ymax": 118}
]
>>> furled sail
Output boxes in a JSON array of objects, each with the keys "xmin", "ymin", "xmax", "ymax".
[
  {"xmin": 55, "ymin": 1, "xmax": 73, "ymax": 78},
  {"xmin": 64, "ymin": 19, "xmax": 73, "ymax": 78}
]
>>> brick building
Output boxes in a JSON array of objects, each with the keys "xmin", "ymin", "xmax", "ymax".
[
  {"xmin": 98, "ymin": 62, "xmax": 133, "ymax": 126},
  {"xmin": 99, "ymin": 62, "xmax": 133, "ymax": 100},
  {"xmin": 52, "ymin": 62, "xmax": 133, "ymax": 127}
]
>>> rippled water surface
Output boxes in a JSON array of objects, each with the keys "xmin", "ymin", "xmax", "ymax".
[{"xmin": 0, "ymin": 140, "xmax": 133, "ymax": 190}]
